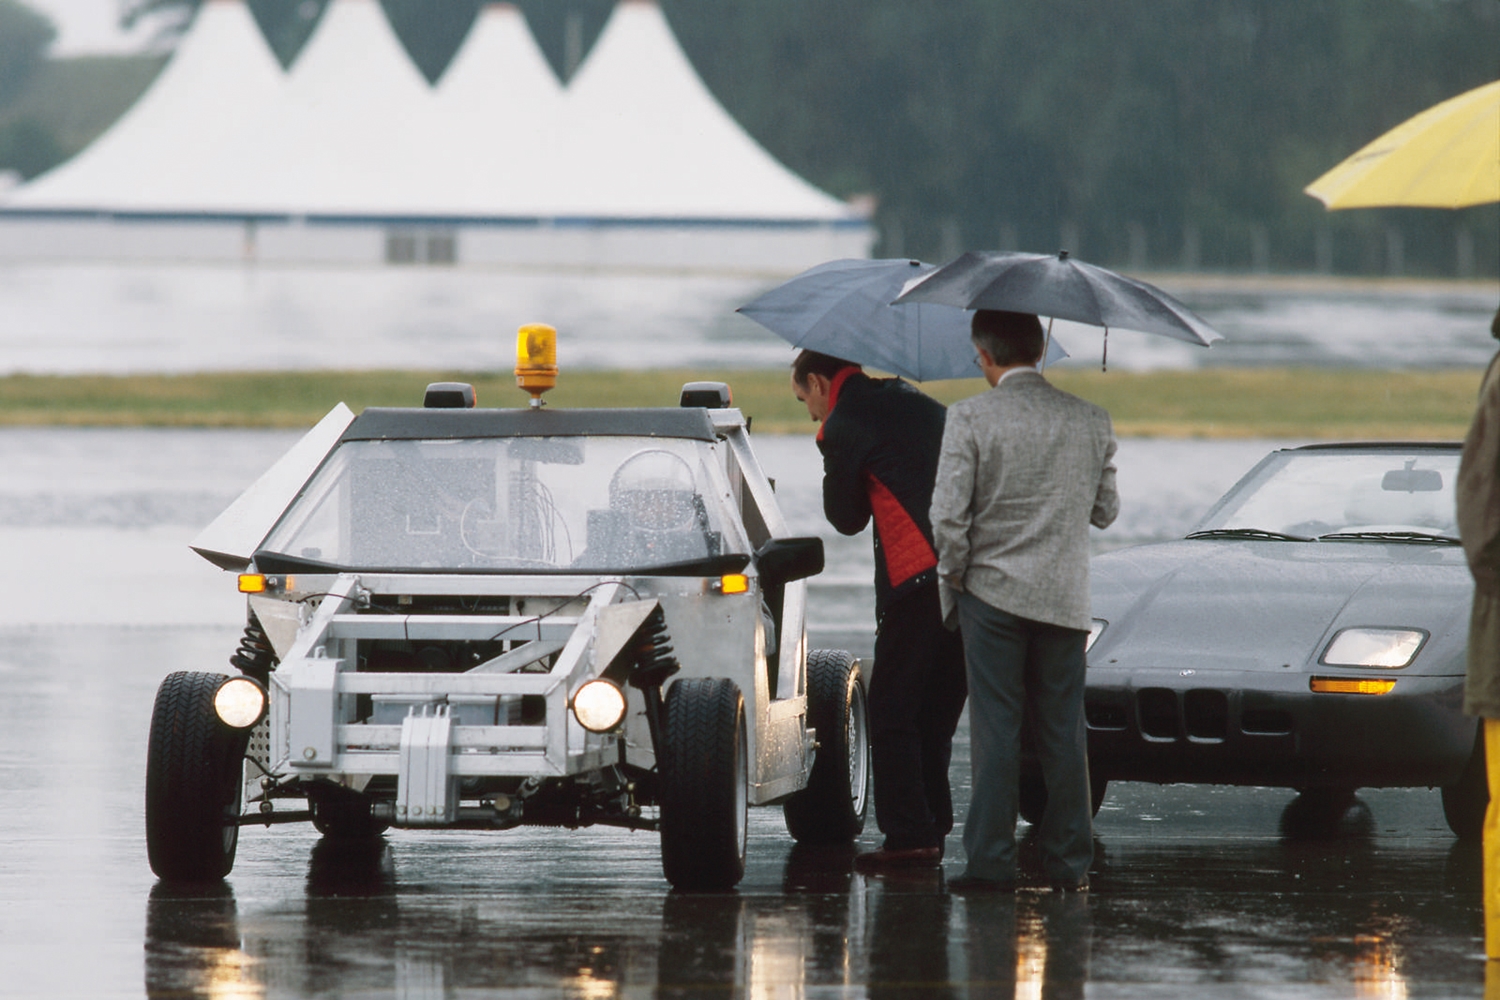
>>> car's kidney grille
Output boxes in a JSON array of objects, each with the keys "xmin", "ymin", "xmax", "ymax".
[
  {"xmin": 1129, "ymin": 688, "xmax": 1292, "ymax": 743},
  {"xmin": 1084, "ymin": 700, "xmax": 1128, "ymax": 730},
  {"xmin": 1137, "ymin": 688, "xmax": 1178, "ymax": 739},
  {"xmin": 1184, "ymin": 690, "xmax": 1229, "ymax": 741},
  {"xmin": 1241, "ymin": 708, "xmax": 1294, "ymax": 735}
]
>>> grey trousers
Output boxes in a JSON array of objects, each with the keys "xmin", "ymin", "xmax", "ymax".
[{"xmin": 956, "ymin": 591, "xmax": 1093, "ymax": 883}]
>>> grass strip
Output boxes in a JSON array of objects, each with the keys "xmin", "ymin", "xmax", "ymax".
[{"xmin": 0, "ymin": 367, "xmax": 1484, "ymax": 439}]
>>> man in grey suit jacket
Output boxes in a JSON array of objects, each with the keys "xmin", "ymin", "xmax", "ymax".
[{"xmin": 930, "ymin": 309, "xmax": 1119, "ymax": 892}]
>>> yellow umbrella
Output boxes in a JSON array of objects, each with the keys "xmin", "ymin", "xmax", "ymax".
[{"xmin": 1305, "ymin": 79, "xmax": 1500, "ymax": 210}]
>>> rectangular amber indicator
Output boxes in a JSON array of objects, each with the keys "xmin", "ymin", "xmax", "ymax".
[
  {"xmin": 1310, "ymin": 677, "xmax": 1396, "ymax": 695},
  {"xmin": 238, "ymin": 574, "xmax": 267, "ymax": 594},
  {"xmin": 719, "ymin": 574, "xmax": 750, "ymax": 595}
]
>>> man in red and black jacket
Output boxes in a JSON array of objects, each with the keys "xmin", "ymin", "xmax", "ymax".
[{"xmin": 792, "ymin": 350, "xmax": 968, "ymax": 870}]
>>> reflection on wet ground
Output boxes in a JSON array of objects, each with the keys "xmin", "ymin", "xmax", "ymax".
[{"xmin": 131, "ymin": 806, "xmax": 1482, "ymax": 999}]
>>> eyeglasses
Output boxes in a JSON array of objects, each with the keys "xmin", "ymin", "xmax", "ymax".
[{"xmin": 972, "ymin": 354, "xmax": 984, "ymax": 371}]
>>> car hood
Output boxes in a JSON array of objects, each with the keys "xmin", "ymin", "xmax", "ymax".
[{"xmin": 1088, "ymin": 539, "xmax": 1471, "ymax": 674}]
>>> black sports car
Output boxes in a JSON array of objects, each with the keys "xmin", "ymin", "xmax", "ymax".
[{"xmin": 1080, "ymin": 442, "xmax": 1482, "ymax": 837}]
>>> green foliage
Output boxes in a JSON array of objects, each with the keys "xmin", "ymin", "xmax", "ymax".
[
  {"xmin": 382, "ymin": 0, "xmax": 481, "ymax": 82},
  {"xmin": 660, "ymin": 0, "xmax": 1500, "ymax": 273},
  {"xmin": 514, "ymin": 0, "xmax": 614, "ymax": 80},
  {"xmin": 0, "ymin": 54, "xmax": 165, "ymax": 176},
  {"xmin": 0, "ymin": 116, "xmax": 61, "ymax": 177},
  {"xmin": 244, "ymin": 0, "xmax": 324, "ymax": 67},
  {"xmin": 0, "ymin": 0, "xmax": 55, "ymax": 105}
]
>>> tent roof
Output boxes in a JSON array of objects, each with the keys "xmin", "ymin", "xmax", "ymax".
[
  {"xmin": 7, "ymin": 0, "xmax": 284, "ymax": 211},
  {"xmin": 438, "ymin": 2, "xmax": 560, "ymax": 107},
  {"xmin": 431, "ymin": 3, "xmax": 565, "ymax": 216},
  {"xmin": 552, "ymin": 0, "xmax": 850, "ymax": 220},
  {"xmin": 220, "ymin": 0, "xmax": 442, "ymax": 215}
]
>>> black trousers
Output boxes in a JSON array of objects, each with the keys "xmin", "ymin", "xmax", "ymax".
[{"xmin": 869, "ymin": 582, "xmax": 968, "ymax": 850}]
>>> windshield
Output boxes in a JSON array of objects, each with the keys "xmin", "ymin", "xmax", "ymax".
[
  {"xmin": 258, "ymin": 436, "xmax": 749, "ymax": 573},
  {"xmin": 1191, "ymin": 449, "xmax": 1459, "ymax": 540}
]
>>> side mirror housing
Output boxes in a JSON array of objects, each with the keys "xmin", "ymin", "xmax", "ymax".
[{"xmin": 755, "ymin": 536, "xmax": 824, "ymax": 587}]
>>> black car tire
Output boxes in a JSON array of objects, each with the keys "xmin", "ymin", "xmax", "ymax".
[
  {"xmin": 783, "ymin": 650, "xmax": 870, "ymax": 844},
  {"xmin": 1442, "ymin": 727, "xmax": 1488, "ymax": 841},
  {"xmin": 1279, "ymin": 787, "xmax": 1373, "ymax": 839},
  {"xmin": 310, "ymin": 789, "xmax": 391, "ymax": 840},
  {"xmin": 1017, "ymin": 769, "xmax": 1108, "ymax": 826},
  {"xmin": 146, "ymin": 671, "xmax": 250, "ymax": 882},
  {"xmin": 659, "ymin": 678, "xmax": 748, "ymax": 891}
]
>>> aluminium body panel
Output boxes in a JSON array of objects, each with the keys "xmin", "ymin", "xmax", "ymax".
[{"xmin": 191, "ymin": 403, "xmax": 354, "ymax": 570}]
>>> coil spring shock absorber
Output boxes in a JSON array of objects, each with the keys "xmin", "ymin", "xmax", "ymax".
[
  {"xmin": 630, "ymin": 606, "xmax": 680, "ymax": 688},
  {"xmin": 628, "ymin": 605, "xmax": 680, "ymax": 752},
  {"xmin": 230, "ymin": 615, "xmax": 277, "ymax": 684}
]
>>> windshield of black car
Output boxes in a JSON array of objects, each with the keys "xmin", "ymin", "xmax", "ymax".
[
  {"xmin": 258, "ymin": 436, "xmax": 750, "ymax": 572},
  {"xmin": 1190, "ymin": 450, "xmax": 1459, "ymax": 541}
]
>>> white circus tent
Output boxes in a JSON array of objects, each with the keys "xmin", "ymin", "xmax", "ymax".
[
  {"xmin": 432, "ymin": 1, "xmax": 565, "ymax": 217},
  {"xmin": 0, "ymin": 0, "xmax": 872, "ymax": 270},
  {"xmin": 222, "ymin": 0, "xmax": 442, "ymax": 216},
  {"xmin": 553, "ymin": 0, "xmax": 850, "ymax": 221},
  {"xmin": 5, "ymin": 0, "xmax": 284, "ymax": 213}
]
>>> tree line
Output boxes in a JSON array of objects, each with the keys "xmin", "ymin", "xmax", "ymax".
[{"xmin": 5, "ymin": 0, "xmax": 1499, "ymax": 275}]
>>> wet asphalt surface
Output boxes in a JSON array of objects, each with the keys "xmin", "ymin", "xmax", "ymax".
[
  {"xmin": 0, "ymin": 429, "xmax": 1487, "ymax": 997},
  {"xmin": 1, "ymin": 621, "xmax": 1484, "ymax": 999}
]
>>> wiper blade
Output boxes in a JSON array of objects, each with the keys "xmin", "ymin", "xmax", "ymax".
[
  {"xmin": 1185, "ymin": 528, "xmax": 1313, "ymax": 542},
  {"xmin": 620, "ymin": 553, "xmax": 753, "ymax": 577},
  {"xmin": 253, "ymin": 550, "xmax": 345, "ymax": 574},
  {"xmin": 1317, "ymin": 530, "xmax": 1460, "ymax": 545}
]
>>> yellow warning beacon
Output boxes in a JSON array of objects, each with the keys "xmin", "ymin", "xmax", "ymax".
[{"xmin": 515, "ymin": 323, "xmax": 558, "ymax": 408}]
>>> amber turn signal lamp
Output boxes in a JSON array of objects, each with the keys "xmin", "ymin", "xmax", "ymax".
[
  {"xmin": 238, "ymin": 573, "xmax": 266, "ymax": 594},
  {"xmin": 718, "ymin": 574, "xmax": 750, "ymax": 595},
  {"xmin": 515, "ymin": 323, "xmax": 558, "ymax": 408},
  {"xmin": 1309, "ymin": 677, "xmax": 1396, "ymax": 695}
]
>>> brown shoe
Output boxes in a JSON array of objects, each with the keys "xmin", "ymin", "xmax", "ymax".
[{"xmin": 854, "ymin": 846, "xmax": 942, "ymax": 871}]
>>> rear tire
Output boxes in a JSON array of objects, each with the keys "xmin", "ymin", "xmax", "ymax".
[
  {"xmin": 783, "ymin": 650, "xmax": 869, "ymax": 844},
  {"xmin": 146, "ymin": 672, "xmax": 249, "ymax": 882},
  {"xmin": 1443, "ymin": 727, "xmax": 1488, "ymax": 841},
  {"xmin": 659, "ymin": 678, "xmax": 748, "ymax": 891}
]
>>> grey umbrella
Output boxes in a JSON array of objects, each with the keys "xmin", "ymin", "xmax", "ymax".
[
  {"xmin": 737, "ymin": 257, "xmax": 1066, "ymax": 382},
  {"xmin": 893, "ymin": 250, "xmax": 1224, "ymax": 351}
]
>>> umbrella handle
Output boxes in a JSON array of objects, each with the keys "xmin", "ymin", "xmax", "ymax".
[
  {"xmin": 1041, "ymin": 317, "xmax": 1054, "ymax": 374},
  {"xmin": 1102, "ymin": 326, "xmax": 1108, "ymax": 373}
]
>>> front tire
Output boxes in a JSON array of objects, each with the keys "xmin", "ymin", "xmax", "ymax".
[
  {"xmin": 1017, "ymin": 768, "xmax": 1108, "ymax": 826},
  {"xmin": 1443, "ymin": 727, "xmax": 1488, "ymax": 841},
  {"xmin": 659, "ymin": 678, "xmax": 748, "ymax": 891},
  {"xmin": 783, "ymin": 650, "xmax": 869, "ymax": 844},
  {"xmin": 146, "ymin": 672, "xmax": 249, "ymax": 882}
]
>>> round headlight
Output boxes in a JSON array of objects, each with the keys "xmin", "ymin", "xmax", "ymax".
[
  {"xmin": 572, "ymin": 679, "xmax": 628, "ymax": 733},
  {"xmin": 214, "ymin": 677, "xmax": 267, "ymax": 729}
]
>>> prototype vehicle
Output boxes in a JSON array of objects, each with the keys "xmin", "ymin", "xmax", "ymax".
[
  {"xmin": 1047, "ymin": 443, "xmax": 1483, "ymax": 837},
  {"xmin": 146, "ymin": 362, "xmax": 869, "ymax": 890}
]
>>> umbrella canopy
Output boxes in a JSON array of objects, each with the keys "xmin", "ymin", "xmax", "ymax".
[
  {"xmin": 737, "ymin": 257, "xmax": 1066, "ymax": 382},
  {"xmin": 893, "ymin": 250, "xmax": 1223, "ymax": 347},
  {"xmin": 1305, "ymin": 80, "xmax": 1500, "ymax": 210}
]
